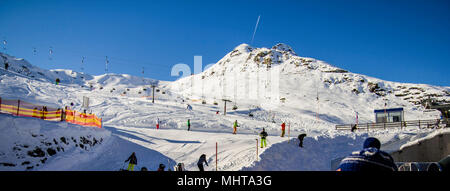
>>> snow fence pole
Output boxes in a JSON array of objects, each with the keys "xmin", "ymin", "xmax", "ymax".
[
  {"xmin": 17, "ymin": 99, "xmax": 20, "ymax": 116},
  {"xmin": 0, "ymin": 97, "xmax": 2, "ymax": 112},
  {"xmin": 256, "ymin": 139, "xmax": 258, "ymax": 161},
  {"xmin": 288, "ymin": 122, "xmax": 290, "ymax": 143},
  {"xmin": 216, "ymin": 142, "xmax": 218, "ymax": 171}
]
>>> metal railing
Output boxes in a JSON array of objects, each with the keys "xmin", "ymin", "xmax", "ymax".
[{"xmin": 335, "ymin": 118, "xmax": 449, "ymax": 131}]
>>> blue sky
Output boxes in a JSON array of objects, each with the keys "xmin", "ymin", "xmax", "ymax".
[{"xmin": 0, "ymin": 0, "xmax": 449, "ymax": 86}]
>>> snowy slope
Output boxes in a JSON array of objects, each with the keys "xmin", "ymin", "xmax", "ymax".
[
  {"xmin": 0, "ymin": 46, "xmax": 448, "ymax": 171},
  {"xmin": 168, "ymin": 43, "xmax": 449, "ymax": 128}
]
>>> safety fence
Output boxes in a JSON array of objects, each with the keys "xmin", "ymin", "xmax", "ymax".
[
  {"xmin": 0, "ymin": 97, "xmax": 101, "ymax": 128},
  {"xmin": 335, "ymin": 118, "xmax": 449, "ymax": 131}
]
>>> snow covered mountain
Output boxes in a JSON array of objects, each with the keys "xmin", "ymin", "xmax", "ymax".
[
  {"xmin": 0, "ymin": 44, "xmax": 449, "ymax": 171},
  {"xmin": 169, "ymin": 43, "xmax": 449, "ymax": 125}
]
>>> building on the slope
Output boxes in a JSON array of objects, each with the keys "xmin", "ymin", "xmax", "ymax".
[{"xmin": 374, "ymin": 108, "xmax": 404, "ymax": 123}]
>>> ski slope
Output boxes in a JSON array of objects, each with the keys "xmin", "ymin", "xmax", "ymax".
[{"xmin": 0, "ymin": 45, "xmax": 449, "ymax": 171}]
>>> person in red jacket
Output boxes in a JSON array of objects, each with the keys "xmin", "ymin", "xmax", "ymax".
[{"xmin": 281, "ymin": 122, "xmax": 286, "ymax": 137}]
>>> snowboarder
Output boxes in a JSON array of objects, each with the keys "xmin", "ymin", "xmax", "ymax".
[
  {"xmin": 260, "ymin": 128, "xmax": 268, "ymax": 148},
  {"xmin": 197, "ymin": 154, "xmax": 208, "ymax": 171},
  {"xmin": 157, "ymin": 163, "xmax": 166, "ymax": 171},
  {"xmin": 280, "ymin": 122, "xmax": 286, "ymax": 137},
  {"xmin": 124, "ymin": 152, "xmax": 138, "ymax": 171},
  {"xmin": 336, "ymin": 137, "xmax": 397, "ymax": 171},
  {"xmin": 298, "ymin": 133, "xmax": 307, "ymax": 148},
  {"xmin": 156, "ymin": 118, "xmax": 160, "ymax": 130},
  {"xmin": 233, "ymin": 120, "xmax": 239, "ymax": 134},
  {"xmin": 187, "ymin": 119, "xmax": 191, "ymax": 131},
  {"xmin": 55, "ymin": 78, "xmax": 60, "ymax": 85}
]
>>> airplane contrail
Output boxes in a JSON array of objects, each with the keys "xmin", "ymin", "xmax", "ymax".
[{"xmin": 251, "ymin": 15, "xmax": 261, "ymax": 45}]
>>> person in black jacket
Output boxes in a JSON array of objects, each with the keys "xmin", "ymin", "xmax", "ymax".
[
  {"xmin": 298, "ymin": 133, "xmax": 307, "ymax": 148},
  {"xmin": 125, "ymin": 152, "xmax": 138, "ymax": 171},
  {"xmin": 197, "ymin": 154, "xmax": 208, "ymax": 171}
]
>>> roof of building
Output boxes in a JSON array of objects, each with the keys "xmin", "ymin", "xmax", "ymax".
[{"xmin": 374, "ymin": 108, "xmax": 404, "ymax": 113}]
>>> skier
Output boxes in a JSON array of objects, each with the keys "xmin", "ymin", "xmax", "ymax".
[
  {"xmin": 187, "ymin": 119, "xmax": 191, "ymax": 131},
  {"xmin": 259, "ymin": 128, "xmax": 268, "ymax": 148},
  {"xmin": 124, "ymin": 152, "xmax": 138, "ymax": 171},
  {"xmin": 280, "ymin": 122, "xmax": 286, "ymax": 137},
  {"xmin": 336, "ymin": 137, "xmax": 397, "ymax": 171},
  {"xmin": 233, "ymin": 120, "xmax": 239, "ymax": 134},
  {"xmin": 298, "ymin": 133, "xmax": 307, "ymax": 148},
  {"xmin": 197, "ymin": 154, "xmax": 208, "ymax": 171},
  {"xmin": 157, "ymin": 163, "xmax": 166, "ymax": 171},
  {"xmin": 55, "ymin": 78, "xmax": 60, "ymax": 85},
  {"xmin": 156, "ymin": 118, "xmax": 160, "ymax": 130}
]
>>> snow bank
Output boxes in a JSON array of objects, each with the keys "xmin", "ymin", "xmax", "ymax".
[
  {"xmin": 241, "ymin": 134, "xmax": 369, "ymax": 171},
  {"xmin": 0, "ymin": 114, "xmax": 110, "ymax": 171}
]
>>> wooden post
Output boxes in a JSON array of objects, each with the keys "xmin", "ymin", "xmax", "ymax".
[
  {"xmin": 216, "ymin": 142, "xmax": 218, "ymax": 171},
  {"xmin": 224, "ymin": 101, "xmax": 226, "ymax": 116},
  {"xmin": 17, "ymin": 100, "xmax": 20, "ymax": 116},
  {"xmin": 256, "ymin": 139, "xmax": 258, "ymax": 161},
  {"xmin": 288, "ymin": 122, "xmax": 290, "ymax": 143}
]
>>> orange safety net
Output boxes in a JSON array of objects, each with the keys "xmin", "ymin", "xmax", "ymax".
[
  {"xmin": 0, "ymin": 97, "xmax": 101, "ymax": 128},
  {"xmin": 65, "ymin": 110, "xmax": 102, "ymax": 128},
  {"xmin": 0, "ymin": 98, "xmax": 62, "ymax": 121}
]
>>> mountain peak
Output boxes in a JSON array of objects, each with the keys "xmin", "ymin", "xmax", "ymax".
[
  {"xmin": 233, "ymin": 43, "xmax": 253, "ymax": 53},
  {"xmin": 271, "ymin": 43, "xmax": 297, "ymax": 56}
]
